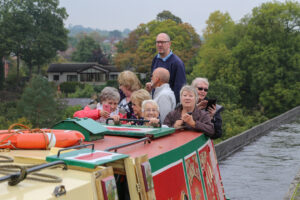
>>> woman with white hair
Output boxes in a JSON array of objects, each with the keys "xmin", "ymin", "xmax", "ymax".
[
  {"xmin": 163, "ymin": 85, "xmax": 215, "ymax": 137},
  {"xmin": 191, "ymin": 77, "xmax": 223, "ymax": 139},
  {"xmin": 141, "ymin": 99, "xmax": 160, "ymax": 127}
]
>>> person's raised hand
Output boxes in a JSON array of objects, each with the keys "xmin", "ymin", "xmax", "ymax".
[
  {"xmin": 208, "ymin": 104, "xmax": 216, "ymax": 118},
  {"xmin": 149, "ymin": 118, "xmax": 160, "ymax": 127},
  {"xmin": 182, "ymin": 113, "xmax": 195, "ymax": 127},
  {"xmin": 145, "ymin": 82, "xmax": 152, "ymax": 92},
  {"xmin": 112, "ymin": 115, "xmax": 120, "ymax": 124},
  {"xmin": 197, "ymin": 100, "xmax": 208, "ymax": 110},
  {"xmin": 174, "ymin": 119, "xmax": 184, "ymax": 129},
  {"xmin": 100, "ymin": 110, "xmax": 110, "ymax": 118}
]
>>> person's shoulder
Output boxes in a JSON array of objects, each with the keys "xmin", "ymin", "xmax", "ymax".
[
  {"xmin": 168, "ymin": 54, "xmax": 185, "ymax": 68},
  {"xmin": 152, "ymin": 54, "xmax": 159, "ymax": 61},
  {"xmin": 170, "ymin": 53, "xmax": 183, "ymax": 62}
]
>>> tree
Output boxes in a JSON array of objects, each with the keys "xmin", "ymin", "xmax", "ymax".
[
  {"xmin": 72, "ymin": 36, "xmax": 108, "ymax": 64},
  {"xmin": 191, "ymin": 2, "xmax": 300, "ymax": 117},
  {"xmin": 233, "ymin": 1, "xmax": 300, "ymax": 116},
  {"xmin": 17, "ymin": 75, "xmax": 64, "ymax": 127},
  {"xmin": 0, "ymin": 0, "xmax": 32, "ymax": 82},
  {"xmin": 203, "ymin": 11, "xmax": 234, "ymax": 40},
  {"xmin": 0, "ymin": 0, "xmax": 68, "ymax": 79},
  {"xmin": 156, "ymin": 10, "xmax": 182, "ymax": 24},
  {"xmin": 109, "ymin": 30, "xmax": 122, "ymax": 39},
  {"xmin": 21, "ymin": 0, "xmax": 68, "ymax": 77}
]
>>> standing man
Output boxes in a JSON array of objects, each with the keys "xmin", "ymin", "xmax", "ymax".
[
  {"xmin": 151, "ymin": 67, "xmax": 176, "ymax": 123},
  {"xmin": 146, "ymin": 33, "xmax": 186, "ymax": 103}
]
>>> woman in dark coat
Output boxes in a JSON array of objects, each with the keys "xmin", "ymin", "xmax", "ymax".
[
  {"xmin": 163, "ymin": 85, "xmax": 215, "ymax": 137},
  {"xmin": 192, "ymin": 78, "xmax": 224, "ymax": 139}
]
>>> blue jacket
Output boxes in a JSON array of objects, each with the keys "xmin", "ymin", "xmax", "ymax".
[{"xmin": 151, "ymin": 53, "xmax": 186, "ymax": 103}]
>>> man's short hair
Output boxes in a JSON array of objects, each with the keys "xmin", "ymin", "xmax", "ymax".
[{"xmin": 154, "ymin": 67, "xmax": 170, "ymax": 83}]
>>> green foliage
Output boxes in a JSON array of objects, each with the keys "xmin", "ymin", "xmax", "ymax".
[
  {"xmin": 156, "ymin": 10, "xmax": 182, "ymax": 24},
  {"xmin": 60, "ymin": 82, "xmax": 84, "ymax": 94},
  {"xmin": 233, "ymin": 1, "xmax": 300, "ymax": 116},
  {"xmin": 219, "ymin": 103, "xmax": 268, "ymax": 141},
  {"xmin": 93, "ymin": 80, "xmax": 118, "ymax": 93},
  {"xmin": 106, "ymin": 80, "xmax": 119, "ymax": 88},
  {"xmin": 206, "ymin": 79, "xmax": 241, "ymax": 105},
  {"xmin": 68, "ymin": 84, "xmax": 95, "ymax": 98},
  {"xmin": 62, "ymin": 105, "xmax": 82, "ymax": 119},
  {"xmin": 17, "ymin": 75, "xmax": 65, "ymax": 128},
  {"xmin": 0, "ymin": 0, "xmax": 68, "ymax": 78},
  {"xmin": 71, "ymin": 36, "xmax": 108, "ymax": 64},
  {"xmin": 191, "ymin": 1, "xmax": 300, "ymax": 120},
  {"xmin": 203, "ymin": 11, "xmax": 234, "ymax": 40},
  {"xmin": 93, "ymin": 85, "xmax": 106, "ymax": 94}
]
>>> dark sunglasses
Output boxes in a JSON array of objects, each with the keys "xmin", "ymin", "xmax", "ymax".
[{"xmin": 197, "ymin": 87, "xmax": 208, "ymax": 92}]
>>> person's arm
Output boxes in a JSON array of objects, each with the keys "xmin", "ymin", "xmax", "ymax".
[
  {"xmin": 173, "ymin": 61, "xmax": 186, "ymax": 103},
  {"xmin": 210, "ymin": 111, "xmax": 223, "ymax": 139},
  {"xmin": 73, "ymin": 106, "xmax": 100, "ymax": 120},
  {"xmin": 193, "ymin": 111, "xmax": 215, "ymax": 137},
  {"xmin": 163, "ymin": 111, "xmax": 175, "ymax": 127}
]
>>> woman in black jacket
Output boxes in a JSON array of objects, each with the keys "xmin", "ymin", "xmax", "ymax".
[{"xmin": 191, "ymin": 78, "xmax": 224, "ymax": 139}]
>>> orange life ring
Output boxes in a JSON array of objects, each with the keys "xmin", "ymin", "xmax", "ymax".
[{"xmin": 0, "ymin": 128, "xmax": 85, "ymax": 149}]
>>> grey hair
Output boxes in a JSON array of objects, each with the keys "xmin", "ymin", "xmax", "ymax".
[
  {"xmin": 99, "ymin": 87, "xmax": 120, "ymax": 103},
  {"xmin": 141, "ymin": 99, "xmax": 159, "ymax": 113},
  {"xmin": 179, "ymin": 85, "xmax": 199, "ymax": 105},
  {"xmin": 191, "ymin": 77, "xmax": 209, "ymax": 88}
]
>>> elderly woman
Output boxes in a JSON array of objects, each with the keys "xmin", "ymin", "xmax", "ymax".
[
  {"xmin": 73, "ymin": 87, "xmax": 124, "ymax": 123},
  {"xmin": 191, "ymin": 78, "xmax": 223, "ymax": 139},
  {"xmin": 130, "ymin": 89, "xmax": 151, "ymax": 124},
  {"xmin": 163, "ymin": 85, "xmax": 215, "ymax": 137},
  {"xmin": 118, "ymin": 71, "xmax": 142, "ymax": 118},
  {"xmin": 113, "ymin": 89, "xmax": 151, "ymax": 125},
  {"xmin": 141, "ymin": 99, "xmax": 160, "ymax": 127}
]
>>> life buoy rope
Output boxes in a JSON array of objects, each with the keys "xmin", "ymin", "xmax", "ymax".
[
  {"xmin": 0, "ymin": 156, "xmax": 63, "ymax": 185},
  {"xmin": 0, "ymin": 123, "xmax": 54, "ymax": 150},
  {"xmin": 0, "ymin": 165, "xmax": 63, "ymax": 185}
]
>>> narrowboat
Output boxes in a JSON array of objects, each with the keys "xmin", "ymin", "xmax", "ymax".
[{"xmin": 0, "ymin": 118, "xmax": 228, "ymax": 200}]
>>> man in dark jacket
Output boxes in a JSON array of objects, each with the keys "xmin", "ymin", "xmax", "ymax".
[{"xmin": 146, "ymin": 33, "xmax": 186, "ymax": 103}]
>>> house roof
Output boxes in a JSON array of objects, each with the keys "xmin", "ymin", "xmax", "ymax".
[
  {"xmin": 101, "ymin": 65, "xmax": 120, "ymax": 72},
  {"xmin": 47, "ymin": 63, "xmax": 120, "ymax": 73}
]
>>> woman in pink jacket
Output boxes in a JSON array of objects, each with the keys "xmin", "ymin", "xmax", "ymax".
[{"xmin": 73, "ymin": 87, "xmax": 125, "ymax": 122}]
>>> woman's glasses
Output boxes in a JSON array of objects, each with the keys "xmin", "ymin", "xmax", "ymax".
[
  {"xmin": 197, "ymin": 87, "xmax": 208, "ymax": 92},
  {"xmin": 145, "ymin": 108, "xmax": 158, "ymax": 112}
]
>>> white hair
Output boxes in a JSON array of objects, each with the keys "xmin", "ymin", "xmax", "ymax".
[
  {"xmin": 191, "ymin": 77, "xmax": 209, "ymax": 88},
  {"xmin": 141, "ymin": 99, "xmax": 159, "ymax": 112}
]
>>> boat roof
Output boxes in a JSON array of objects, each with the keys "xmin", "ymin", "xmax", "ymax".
[{"xmin": 85, "ymin": 130, "xmax": 202, "ymax": 159}]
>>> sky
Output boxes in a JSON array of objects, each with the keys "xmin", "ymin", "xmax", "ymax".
[{"xmin": 59, "ymin": 0, "xmax": 286, "ymax": 34}]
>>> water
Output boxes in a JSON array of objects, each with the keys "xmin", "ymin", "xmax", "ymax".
[{"xmin": 219, "ymin": 118, "xmax": 300, "ymax": 200}]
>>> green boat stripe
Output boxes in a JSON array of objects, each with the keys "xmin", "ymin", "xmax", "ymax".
[
  {"xmin": 150, "ymin": 134, "xmax": 208, "ymax": 172},
  {"xmin": 197, "ymin": 140, "xmax": 210, "ymax": 152}
]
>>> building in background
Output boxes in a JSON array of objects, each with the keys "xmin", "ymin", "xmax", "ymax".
[{"xmin": 47, "ymin": 63, "xmax": 120, "ymax": 85}]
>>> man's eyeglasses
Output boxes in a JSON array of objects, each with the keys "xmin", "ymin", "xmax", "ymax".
[
  {"xmin": 156, "ymin": 41, "xmax": 170, "ymax": 44},
  {"xmin": 197, "ymin": 87, "xmax": 208, "ymax": 92}
]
